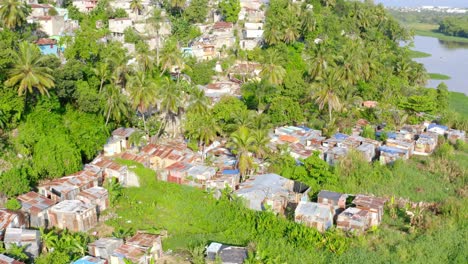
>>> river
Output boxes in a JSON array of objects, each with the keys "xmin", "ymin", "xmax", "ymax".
[
  {"xmin": 407, "ymin": 35, "xmax": 468, "ymax": 94},
  {"xmin": 375, "ymin": 0, "xmax": 468, "ymax": 8}
]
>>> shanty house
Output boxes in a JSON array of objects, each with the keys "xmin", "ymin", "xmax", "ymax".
[
  {"xmin": 104, "ymin": 128, "xmax": 137, "ymax": 155},
  {"xmin": 414, "ymin": 135, "xmax": 437, "ymax": 156},
  {"xmin": 206, "ymin": 242, "xmax": 248, "ymax": 264},
  {"xmin": 77, "ymin": 187, "xmax": 109, "ymax": 215},
  {"xmin": 317, "ymin": 190, "xmax": 348, "ymax": 213},
  {"xmin": 353, "ymin": 195, "xmax": 386, "ymax": 227},
  {"xmin": 0, "ymin": 253, "xmax": 25, "ymax": 264},
  {"xmin": 385, "ymin": 139, "xmax": 414, "ymax": 158},
  {"xmin": 379, "ymin": 146, "xmax": 408, "ymax": 165},
  {"xmin": 294, "ymin": 201, "xmax": 334, "ymax": 233},
  {"xmin": 3, "ymin": 228, "xmax": 41, "ymax": 259},
  {"xmin": 205, "ymin": 169, "xmax": 241, "ymax": 193},
  {"xmin": 88, "ymin": 237, "xmax": 124, "ymax": 261},
  {"xmin": 0, "ymin": 209, "xmax": 27, "ymax": 240},
  {"xmin": 48, "ymin": 200, "xmax": 98, "ymax": 232},
  {"xmin": 17, "ymin": 192, "xmax": 55, "ymax": 228},
  {"xmin": 235, "ymin": 174, "xmax": 296, "ymax": 215},
  {"xmin": 187, "ymin": 165, "xmax": 216, "ymax": 183},
  {"xmin": 357, "ymin": 143, "xmax": 376, "ymax": 162},
  {"xmin": 110, "ymin": 232, "xmax": 163, "ymax": 264},
  {"xmin": 325, "ymin": 147, "xmax": 348, "ymax": 166},
  {"xmin": 108, "ymin": 18, "xmax": 133, "ymax": 42},
  {"xmin": 36, "ymin": 38, "xmax": 60, "ymax": 56},
  {"xmin": 447, "ymin": 129, "xmax": 466, "ymax": 144},
  {"xmin": 427, "ymin": 123, "xmax": 448, "ymax": 135},
  {"xmin": 91, "ymin": 157, "xmax": 139, "ymax": 187},
  {"xmin": 336, "ymin": 207, "xmax": 370, "ymax": 234},
  {"xmin": 37, "ymin": 174, "xmax": 98, "ymax": 202},
  {"xmin": 73, "ymin": 255, "xmax": 106, "ymax": 264}
]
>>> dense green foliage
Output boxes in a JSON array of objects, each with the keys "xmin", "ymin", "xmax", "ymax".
[{"xmin": 438, "ymin": 16, "xmax": 468, "ymax": 38}]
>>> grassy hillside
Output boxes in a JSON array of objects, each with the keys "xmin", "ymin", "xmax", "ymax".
[{"xmin": 450, "ymin": 92, "xmax": 468, "ymax": 118}]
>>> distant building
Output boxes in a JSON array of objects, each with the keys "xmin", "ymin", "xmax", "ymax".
[{"xmin": 35, "ymin": 38, "xmax": 60, "ymax": 56}]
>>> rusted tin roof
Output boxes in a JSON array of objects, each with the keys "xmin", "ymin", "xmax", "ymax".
[{"xmin": 17, "ymin": 192, "xmax": 55, "ymax": 214}]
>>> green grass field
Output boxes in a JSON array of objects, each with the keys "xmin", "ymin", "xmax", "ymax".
[
  {"xmin": 408, "ymin": 23, "xmax": 468, "ymax": 43},
  {"xmin": 428, "ymin": 73, "xmax": 451, "ymax": 80},
  {"xmin": 449, "ymin": 92, "xmax": 468, "ymax": 118},
  {"xmin": 409, "ymin": 50, "xmax": 431, "ymax": 58}
]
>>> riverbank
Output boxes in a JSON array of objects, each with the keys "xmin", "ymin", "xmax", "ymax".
[
  {"xmin": 429, "ymin": 73, "xmax": 451, "ymax": 80},
  {"xmin": 408, "ymin": 22, "xmax": 468, "ymax": 43},
  {"xmin": 409, "ymin": 50, "xmax": 431, "ymax": 58}
]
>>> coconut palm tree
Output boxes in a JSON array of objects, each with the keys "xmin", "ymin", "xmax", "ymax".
[
  {"xmin": 102, "ymin": 84, "xmax": 129, "ymax": 125},
  {"xmin": 158, "ymin": 78, "xmax": 183, "ymax": 136},
  {"xmin": 129, "ymin": 0, "xmax": 143, "ymax": 15},
  {"xmin": 0, "ymin": 0, "xmax": 29, "ymax": 30},
  {"xmin": 313, "ymin": 70, "xmax": 343, "ymax": 122},
  {"xmin": 282, "ymin": 13, "xmax": 300, "ymax": 44},
  {"xmin": 93, "ymin": 62, "xmax": 111, "ymax": 93},
  {"xmin": 184, "ymin": 112, "xmax": 220, "ymax": 156},
  {"xmin": 187, "ymin": 87, "xmax": 209, "ymax": 115},
  {"xmin": 160, "ymin": 39, "xmax": 184, "ymax": 77},
  {"xmin": 40, "ymin": 228, "xmax": 58, "ymax": 253},
  {"xmin": 126, "ymin": 71, "xmax": 158, "ymax": 133},
  {"xmin": 228, "ymin": 126, "xmax": 255, "ymax": 177},
  {"xmin": 146, "ymin": 9, "xmax": 163, "ymax": 67},
  {"xmin": 5, "ymin": 42, "xmax": 54, "ymax": 96},
  {"xmin": 251, "ymin": 129, "xmax": 270, "ymax": 159},
  {"xmin": 264, "ymin": 22, "xmax": 283, "ymax": 45},
  {"xmin": 260, "ymin": 49, "xmax": 286, "ymax": 85},
  {"xmin": 306, "ymin": 46, "xmax": 332, "ymax": 81}
]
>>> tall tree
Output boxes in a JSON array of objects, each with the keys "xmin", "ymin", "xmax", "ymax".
[
  {"xmin": 187, "ymin": 88, "xmax": 209, "ymax": 115},
  {"xmin": 158, "ymin": 78, "xmax": 183, "ymax": 136},
  {"xmin": 5, "ymin": 42, "xmax": 54, "ymax": 96},
  {"xmin": 102, "ymin": 84, "xmax": 129, "ymax": 125},
  {"xmin": 218, "ymin": 0, "xmax": 240, "ymax": 23},
  {"xmin": 93, "ymin": 62, "xmax": 111, "ymax": 93},
  {"xmin": 228, "ymin": 126, "xmax": 255, "ymax": 177},
  {"xmin": 146, "ymin": 9, "xmax": 163, "ymax": 67},
  {"xmin": 313, "ymin": 70, "xmax": 343, "ymax": 121},
  {"xmin": 260, "ymin": 49, "xmax": 286, "ymax": 85},
  {"xmin": 0, "ymin": 0, "xmax": 29, "ymax": 30},
  {"xmin": 129, "ymin": 0, "xmax": 143, "ymax": 15},
  {"xmin": 126, "ymin": 71, "xmax": 158, "ymax": 133},
  {"xmin": 159, "ymin": 39, "xmax": 184, "ymax": 77}
]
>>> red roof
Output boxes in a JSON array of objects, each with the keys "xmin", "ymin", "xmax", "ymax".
[
  {"xmin": 213, "ymin": 21, "xmax": 233, "ymax": 30},
  {"xmin": 279, "ymin": 135, "xmax": 299, "ymax": 143}
]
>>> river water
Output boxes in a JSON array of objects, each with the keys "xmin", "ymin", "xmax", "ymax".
[
  {"xmin": 407, "ymin": 36, "xmax": 468, "ymax": 94},
  {"xmin": 375, "ymin": 0, "xmax": 468, "ymax": 8}
]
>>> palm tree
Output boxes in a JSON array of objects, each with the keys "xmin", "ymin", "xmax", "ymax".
[
  {"xmin": 40, "ymin": 228, "xmax": 58, "ymax": 253},
  {"xmin": 129, "ymin": 0, "xmax": 143, "ymax": 15},
  {"xmin": 5, "ymin": 42, "xmax": 54, "ymax": 96},
  {"xmin": 313, "ymin": 70, "xmax": 343, "ymax": 121},
  {"xmin": 264, "ymin": 23, "xmax": 283, "ymax": 45},
  {"xmin": 0, "ymin": 0, "xmax": 29, "ymax": 30},
  {"xmin": 184, "ymin": 112, "xmax": 220, "ymax": 157},
  {"xmin": 102, "ymin": 84, "xmax": 129, "ymax": 125},
  {"xmin": 126, "ymin": 71, "xmax": 158, "ymax": 133},
  {"xmin": 160, "ymin": 39, "xmax": 184, "ymax": 77},
  {"xmin": 260, "ymin": 49, "xmax": 286, "ymax": 85},
  {"xmin": 0, "ymin": 110, "xmax": 7, "ymax": 129},
  {"xmin": 170, "ymin": 0, "xmax": 186, "ymax": 10},
  {"xmin": 251, "ymin": 129, "xmax": 270, "ymax": 159},
  {"xmin": 93, "ymin": 62, "xmax": 111, "ymax": 93},
  {"xmin": 187, "ymin": 88, "xmax": 209, "ymax": 115},
  {"xmin": 158, "ymin": 78, "xmax": 183, "ymax": 137},
  {"xmin": 306, "ymin": 46, "xmax": 332, "ymax": 81},
  {"xmin": 282, "ymin": 14, "xmax": 300, "ymax": 44},
  {"xmin": 146, "ymin": 9, "xmax": 163, "ymax": 67},
  {"xmin": 301, "ymin": 9, "xmax": 316, "ymax": 35},
  {"xmin": 105, "ymin": 178, "xmax": 123, "ymax": 206},
  {"xmin": 228, "ymin": 126, "xmax": 255, "ymax": 177}
]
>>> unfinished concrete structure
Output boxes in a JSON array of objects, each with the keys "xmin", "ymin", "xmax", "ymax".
[{"xmin": 48, "ymin": 200, "xmax": 98, "ymax": 232}]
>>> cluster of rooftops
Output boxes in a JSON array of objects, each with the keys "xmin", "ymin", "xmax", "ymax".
[{"xmin": 0, "ymin": 119, "xmax": 465, "ymax": 263}]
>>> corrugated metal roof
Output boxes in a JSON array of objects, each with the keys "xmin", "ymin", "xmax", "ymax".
[
  {"xmin": 0, "ymin": 210, "xmax": 18, "ymax": 231},
  {"xmin": 126, "ymin": 232, "xmax": 160, "ymax": 249},
  {"xmin": 49, "ymin": 200, "xmax": 95, "ymax": 213},
  {"xmin": 17, "ymin": 192, "xmax": 55, "ymax": 214},
  {"xmin": 4, "ymin": 228, "xmax": 40, "ymax": 244}
]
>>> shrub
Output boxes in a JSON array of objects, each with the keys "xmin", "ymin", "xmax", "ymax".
[{"xmin": 5, "ymin": 199, "xmax": 21, "ymax": 210}]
